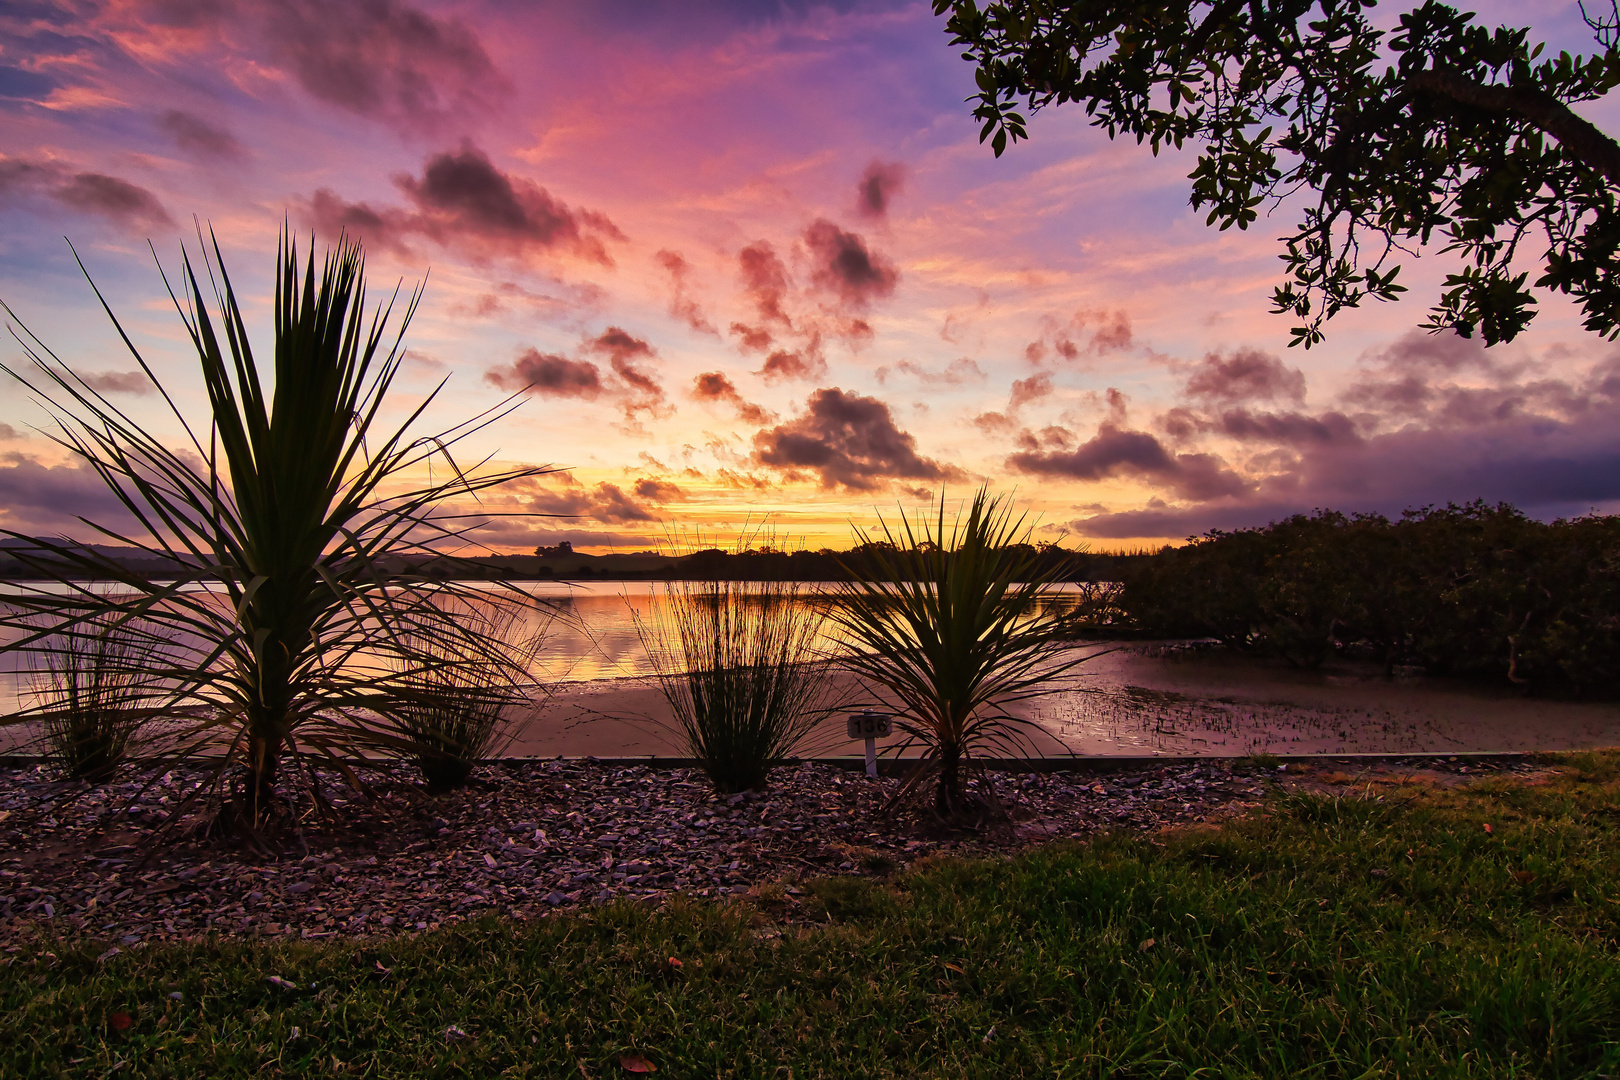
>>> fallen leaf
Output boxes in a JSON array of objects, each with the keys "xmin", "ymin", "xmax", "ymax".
[
  {"xmin": 1483, "ymin": 823, "xmax": 1494, "ymax": 835},
  {"xmin": 666, "ymin": 957, "xmax": 682, "ymax": 970},
  {"xmin": 620, "ymin": 1055, "xmax": 657, "ymax": 1073},
  {"xmin": 443, "ymin": 1024, "xmax": 469, "ymax": 1042},
  {"xmin": 1138, "ymin": 938, "xmax": 1156, "ymax": 953},
  {"xmin": 267, "ymin": 975, "xmax": 299, "ymax": 990},
  {"xmin": 96, "ymin": 947, "xmax": 121, "ymax": 963},
  {"xmin": 109, "ymin": 1012, "xmax": 133, "ymax": 1031},
  {"xmin": 943, "ymin": 962, "xmax": 964, "ymax": 974}
]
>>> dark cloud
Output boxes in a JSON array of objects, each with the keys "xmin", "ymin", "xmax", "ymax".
[
  {"xmin": 1, "ymin": 157, "xmax": 174, "ymax": 231},
  {"xmin": 803, "ymin": 219, "xmax": 898, "ymax": 309},
  {"xmin": 516, "ymin": 478, "xmax": 658, "ymax": 524},
  {"xmin": 759, "ymin": 348, "xmax": 826, "ymax": 383},
  {"xmin": 1216, "ymin": 408, "xmax": 1360, "ymax": 446},
  {"xmin": 1363, "ymin": 328, "xmax": 1496, "ymax": 376},
  {"xmin": 1008, "ymin": 372, "xmax": 1053, "ymax": 410},
  {"xmin": 1066, "ymin": 500, "xmax": 1308, "ymax": 540},
  {"xmin": 76, "ymin": 370, "xmax": 153, "ymax": 396},
  {"xmin": 0, "ymin": 453, "xmax": 145, "ymax": 536},
  {"xmin": 1183, "ymin": 348, "xmax": 1306, "ymax": 404},
  {"xmin": 737, "ymin": 241, "xmax": 791, "ymax": 328},
  {"xmin": 1024, "ymin": 308, "xmax": 1133, "ymax": 366},
  {"xmin": 692, "ymin": 371, "xmax": 770, "ymax": 424},
  {"xmin": 752, "ymin": 387, "xmax": 961, "ymax": 492},
  {"xmin": 855, "ymin": 160, "xmax": 905, "ymax": 218},
  {"xmin": 257, "ymin": 0, "xmax": 507, "ymax": 132},
  {"xmin": 730, "ymin": 322, "xmax": 775, "ymax": 352},
  {"xmin": 972, "ymin": 411, "xmax": 1015, "ymax": 436},
  {"xmin": 0, "ymin": 157, "xmax": 50, "ymax": 193},
  {"xmin": 875, "ymin": 358, "xmax": 985, "ymax": 386},
  {"xmin": 1007, "ymin": 422, "xmax": 1250, "ymax": 501},
  {"xmin": 454, "ymin": 278, "xmax": 607, "ymax": 323},
  {"xmin": 53, "ymin": 173, "xmax": 173, "ymax": 229},
  {"xmin": 484, "ymin": 349, "xmax": 604, "ymax": 398},
  {"xmin": 655, "ymin": 249, "xmax": 718, "ymax": 334},
  {"xmin": 633, "ymin": 478, "xmax": 687, "ymax": 503},
  {"xmin": 586, "ymin": 326, "xmax": 667, "ymax": 419},
  {"xmin": 1070, "ymin": 388, "xmax": 1620, "ymax": 539},
  {"xmin": 308, "ymin": 143, "xmax": 623, "ymax": 263},
  {"xmin": 159, "ymin": 109, "xmax": 243, "ymax": 159},
  {"xmin": 0, "ymin": 424, "xmax": 17, "ymax": 440}
]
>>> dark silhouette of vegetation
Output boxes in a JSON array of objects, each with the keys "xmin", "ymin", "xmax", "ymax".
[
  {"xmin": 25, "ymin": 613, "xmax": 169, "ymax": 783},
  {"xmin": 0, "ymin": 229, "xmax": 547, "ymax": 828},
  {"xmin": 635, "ymin": 577, "xmax": 838, "ymax": 794},
  {"xmin": 829, "ymin": 489, "xmax": 1098, "ymax": 819},
  {"xmin": 1095, "ymin": 503, "xmax": 1620, "ymax": 692},
  {"xmin": 936, "ymin": 0, "xmax": 1620, "ymax": 346}
]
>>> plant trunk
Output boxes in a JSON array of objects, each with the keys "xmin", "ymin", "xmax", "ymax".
[
  {"xmin": 936, "ymin": 744, "xmax": 963, "ymax": 818},
  {"xmin": 245, "ymin": 730, "xmax": 282, "ymax": 823}
]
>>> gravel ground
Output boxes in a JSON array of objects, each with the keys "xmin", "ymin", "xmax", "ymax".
[{"xmin": 0, "ymin": 755, "xmax": 1532, "ymax": 948}]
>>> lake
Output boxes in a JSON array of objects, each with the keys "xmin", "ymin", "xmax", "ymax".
[{"xmin": 5, "ymin": 580, "xmax": 1619, "ymax": 758}]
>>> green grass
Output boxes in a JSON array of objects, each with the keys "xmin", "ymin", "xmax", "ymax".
[{"xmin": 5, "ymin": 756, "xmax": 1620, "ymax": 1078}]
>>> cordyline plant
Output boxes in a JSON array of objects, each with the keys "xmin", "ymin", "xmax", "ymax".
[
  {"xmin": 0, "ymin": 227, "xmax": 548, "ymax": 828},
  {"xmin": 830, "ymin": 488, "xmax": 1097, "ymax": 820}
]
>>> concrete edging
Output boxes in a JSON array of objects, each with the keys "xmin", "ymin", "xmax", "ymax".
[{"xmin": 0, "ymin": 749, "xmax": 1549, "ymax": 775}]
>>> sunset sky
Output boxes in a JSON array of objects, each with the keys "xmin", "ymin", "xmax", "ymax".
[{"xmin": 4, "ymin": 0, "xmax": 1620, "ymax": 554}]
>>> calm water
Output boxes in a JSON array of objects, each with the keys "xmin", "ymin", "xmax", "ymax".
[
  {"xmin": 0, "ymin": 579, "xmax": 1093, "ymax": 702},
  {"xmin": 514, "ymin": 580, "xmax": 1093, "ymax": 682},
  {"xmin": 9, "ymin": 581, "xmax": 1618, "ymax": 757}
]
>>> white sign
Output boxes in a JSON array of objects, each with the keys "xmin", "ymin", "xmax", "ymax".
[{"xmin": 846, "ymin": 711, "xmax": 892, "ymax": 740}]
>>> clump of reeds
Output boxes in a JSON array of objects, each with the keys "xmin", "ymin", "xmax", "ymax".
[
  {"xmin": 638, "ymin": 578, "xmax": 835, "ymax": 794},
  {"xmin": 391, "ymin": 601, "xmax": 544, "ymax": 794},
  {"xmin": 29, "ymin": 614, "xmax": 162, "ymax": 783}
]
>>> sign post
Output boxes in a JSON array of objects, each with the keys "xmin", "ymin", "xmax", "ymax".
[{"xmin": 846, "ymin": 710, "xmax": 892, "ymax": 777}]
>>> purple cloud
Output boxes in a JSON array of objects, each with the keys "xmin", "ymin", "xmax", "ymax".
[{"xmin": 752, "ymin": 387, "xmax": 960, "ymax": 491}]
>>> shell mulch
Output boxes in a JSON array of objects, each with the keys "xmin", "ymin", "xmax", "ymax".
[{"xmin": 0, "ymin": 756, "xmax": 1529, "ymax": 948}]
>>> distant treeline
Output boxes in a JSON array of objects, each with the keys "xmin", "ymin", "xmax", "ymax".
[
  {"xmin": 1085, "ymin": 503, "xmax": 1620, "ymax": 694},
  {"xmin": 669, "ymin": 543, "xmax": 1092, "ymax": 582}
]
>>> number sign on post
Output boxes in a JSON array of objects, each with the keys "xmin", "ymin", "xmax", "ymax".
[{"xmin": 847, "ymin": 710, "xmax": 891, "ymax": 777}]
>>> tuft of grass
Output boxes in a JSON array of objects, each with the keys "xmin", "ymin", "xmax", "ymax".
[
  {"xmin": 4, "ymin": 753, "xmax": 1620, "ymax": 1077},
  {"xmin": 391, "ymin": 600, "xmax": 544, "ymax": 794},
  {"xmin": 637, "ymin": 576, "xmax": 837, "ymax": 794},
  {"xmin": 1244, "ymin": 751, "xmax": 1283, "ymax": 771},
  {"xmin": 27, "ymin": 614, "xmax": 164, "ymax": 783}
]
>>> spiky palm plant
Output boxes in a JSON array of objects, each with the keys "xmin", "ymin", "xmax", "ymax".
[
  {"xmin": 829, "ymin": 488, "xmax": 1094, "ymax": 819},
  {"xmin": 0, "ymin": 228, "xmax": 548, "ymax": 827}
]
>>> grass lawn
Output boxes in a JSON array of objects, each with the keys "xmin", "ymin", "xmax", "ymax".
[{"xmin": 4, "ymin": 754, "xmax": 1619, "ymax": 1078}]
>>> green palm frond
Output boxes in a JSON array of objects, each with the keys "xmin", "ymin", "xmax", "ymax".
[
  {"xmin": 1, "ymin": 226, "xmax": 551, "ymax": 826},
  {"xmin": 829, "ymin": 488, "xmax": 1098, "ymax": 817}
]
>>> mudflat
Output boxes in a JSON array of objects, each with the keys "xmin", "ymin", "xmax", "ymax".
[{"xmin": 504, "ymin": 644, "xmax": 1620, "ymax": 759}]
